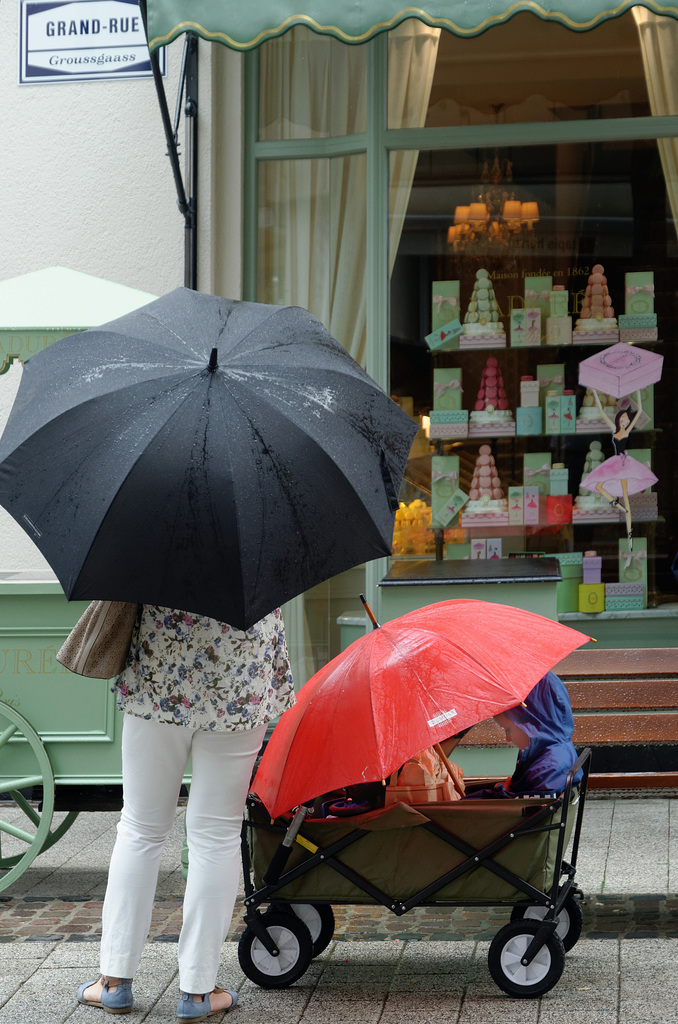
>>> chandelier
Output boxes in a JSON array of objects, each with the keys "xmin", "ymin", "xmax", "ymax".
[{"xmin": 448, "ymin": 150, "xmax": 539, "ymax": 253}]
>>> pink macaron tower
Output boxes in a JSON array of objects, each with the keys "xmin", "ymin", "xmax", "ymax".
[
  {"xmin": 468, "ymin": 444, "xmax": 505, "ymax": 505},
  {"xmin": 574, "ymin": 264, "xmax": 618, "ymax": 337},
  {"xmin": 473, "ymin": 356, "xmax": 510, "ymax": 415}
]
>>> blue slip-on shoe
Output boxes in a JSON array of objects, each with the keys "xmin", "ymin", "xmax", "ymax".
[
  {"xmin": 177, "ymin": 987, "xmax": 238, "ymax": 1021},
  {"xmin": 77, "ymin": 978, "xmax": 134, "ymax": 1014}
]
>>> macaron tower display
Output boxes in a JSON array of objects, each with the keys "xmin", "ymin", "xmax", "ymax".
[
  {"xmin": 573, "ymin": 263, "xmax": 620, "ymax": 344},
  {"xmin": 574, "ymin": 441, "xmax": 609, "ymax": 510},
  {"xmin": 459, "ymin": 269, "xmax": 506, "ymax": 348},
  {"xmin": 461, "ymin": 444, "xmax": 509, "ymax": 525},
  {"xmin": 469, "ymin": 356, "xmax": 515, "ymax": 435},
  {"xmin": 576, "ymin": 387, "xmax": 617, "ymax": 433}
]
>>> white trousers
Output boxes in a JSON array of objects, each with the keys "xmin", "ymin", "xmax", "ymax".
[{"xmin": 100, "ymin": 714, "xmax": 267, "ymax": 993}]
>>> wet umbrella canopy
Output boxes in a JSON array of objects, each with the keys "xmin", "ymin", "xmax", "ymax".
[{"xmin": 0, "ymin": 288, "xmax": 418, "ymax": 628}]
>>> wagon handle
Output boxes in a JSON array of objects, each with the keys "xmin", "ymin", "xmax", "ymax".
[
  {"xmin": 434, "ymin": 743, "xmax": 466, "ymax": 799},
  {"xmin": 360, "ymin": 594, "xmax": 381, "ymax": 630}
]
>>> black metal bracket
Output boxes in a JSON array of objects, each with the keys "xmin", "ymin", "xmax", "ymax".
[{"xmin": 138, "ymin": 0, "xmax": 198, "ymax": 290}]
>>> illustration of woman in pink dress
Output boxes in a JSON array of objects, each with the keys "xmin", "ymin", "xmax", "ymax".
[{"xmin": 580, "ymin": 390, "xmax": 656, "ymax": 549}]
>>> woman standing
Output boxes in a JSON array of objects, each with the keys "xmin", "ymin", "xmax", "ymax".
[
  {"xmin": 580, "ymin": 389, "xmax": 656, "ymax": 549},
  {"xmin": 77, "ymin": 605, "xmax": 295, "ymax": 1020}
]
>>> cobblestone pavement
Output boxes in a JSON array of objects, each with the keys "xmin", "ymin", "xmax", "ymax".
[
  {"xmin": 2, "ymin": 893, "xmax": 678, "ymax": 944},
  {"xmin": 1, "ymin": 799, "xmax": 678, "ymax": 1022}
]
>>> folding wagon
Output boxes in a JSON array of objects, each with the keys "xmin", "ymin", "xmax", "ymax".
[{"xmin": 237, "ymin": 748, "xmax": 591, "ymax": 999}]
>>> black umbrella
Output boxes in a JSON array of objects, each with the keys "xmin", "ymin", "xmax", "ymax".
[{"xmin": 0, "ymin": 288, "xmax": 417, "ymax": 628}]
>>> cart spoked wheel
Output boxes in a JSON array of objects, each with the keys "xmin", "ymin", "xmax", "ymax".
[
  {"xmin": 0, "ymin": 702, "xmax": 58, "ymax": 892},
  {"xmin": 488, "ymin": 919, "xmax": 566, "ymax": 998},
  {"xmin": 268, "ymin": 902, "xmax": 335, "ymax": 957},
  {"xmin": 511, "ymin": 893, "xmax": 584, "ymax": 952},
  {"xmin": 238, "ymin": 911, "xmax": 314, "ymax": 988}
]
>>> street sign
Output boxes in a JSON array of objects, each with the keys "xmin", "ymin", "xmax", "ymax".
[{"xmin": 19, "ymin": 0, "xmax": 166, "ymax": 84}]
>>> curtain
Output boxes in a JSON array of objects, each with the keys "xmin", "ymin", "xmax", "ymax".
[
  {"xmin": 258, "ymin": 20, "xmax": 440, "ymax": 365},
  {"xmin": 633, "ymin": 7, "xmax": 678, "ymax": 235},
  {"xmin": 258, "ymin": 21, "xmax": 440, "ymax": 685}
]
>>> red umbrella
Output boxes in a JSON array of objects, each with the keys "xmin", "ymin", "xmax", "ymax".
[{"xmin": 251, "ymin": 599, "xmax": 592, "ymax": 818}]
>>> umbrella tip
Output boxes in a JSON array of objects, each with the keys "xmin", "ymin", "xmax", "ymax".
[{"xmin": 208, "ymin": 348, "xmax": 218, "ymax": 372}]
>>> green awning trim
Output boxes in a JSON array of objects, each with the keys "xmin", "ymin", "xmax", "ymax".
[{"xmin": 147, "ymin": 0, "xmax": 678, "ymax": 51}]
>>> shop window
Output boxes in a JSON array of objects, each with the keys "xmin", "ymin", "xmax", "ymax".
[
  {"xmin": 389, "ymin": 135, "xmax": 677, "ymax": 644},
  {"xmin": 389, "ymin": 11, "xmax": 678, "ymax": 129}
]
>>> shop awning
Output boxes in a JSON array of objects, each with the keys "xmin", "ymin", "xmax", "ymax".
[{"xmin": 146, "ymin": 0, "xmax": 678, "ymax": 51}]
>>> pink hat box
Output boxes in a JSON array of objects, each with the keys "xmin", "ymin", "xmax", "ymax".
[{"xmin": 578, "ymin": 342, "xmax": 663, "ymax": 398}]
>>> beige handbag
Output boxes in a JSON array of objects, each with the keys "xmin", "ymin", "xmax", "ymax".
[{"xmin": 57, "ymin": 601, "xmax": 140, "ymax": 679}]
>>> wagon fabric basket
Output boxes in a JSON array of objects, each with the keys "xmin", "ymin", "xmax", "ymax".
[{"xmin": 247, "ymin": 794, "xmax": 577, "ymax": 905}]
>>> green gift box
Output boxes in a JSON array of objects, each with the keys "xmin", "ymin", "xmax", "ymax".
[
  {"xmin": 431, "ymin": 455, "xmax": 461, "ymax": 527},
  {"xmin": 523, "ymin": 452, "xmax": 552, "ymax": 496},
  {"xmin": 446, "ymin": 542, "xmax": 472, "ymax": 560},
  {"xmin": 537, "ymin": 363, "xmax": 565, "ymax": 406},
  {"xmin": 545, "ymin": 317, "xmax": 572, "ymax": 346},
  {"xmin": 516, "ymin": 407, "xmax": 542, "ymax": 435},
  {"xmin": 431, "ymin": 281, "xmax": 461, "ymax": 332},
  {"xmin": 625, "ymin": 272, "xmax": 655, "ymax": 315},
  {"xmin": 510, "ymin": 308, "xmax": 528, "ymax": 348},
  {"xmin": 557, "ymin": 565, "xmax": 583, "ymax": 613},
  {"xmin": 429, "ymin": 409, "xmax": 468, "ymax": 424},
  {"xmin": 549, "ymin": 289, "xmax": 569, "ymax": 317},
  {"xmin": 425, "ymin": 319, "xmax": 462, "ymax": 352},
  {"xmin": 618, "ymin": 537, "xmax": 647, "ymax": 606},
  {"xmin": 578, "ymin": 583, "xmax": 605, "ymax": 613},
  {"xmin": 433, "ymin": 368, "xmax": 463, "ymax": 411},
  {"xmin": 524, "ymin": 276, "xmax": 553, "ymax": 339},
  {"xmin": 549, "ymin": 467, "xmax": 569, "ymax": 495},
  {"xmin": 508, "ymin": 486, "xmax": 524, "ymax": 525}
]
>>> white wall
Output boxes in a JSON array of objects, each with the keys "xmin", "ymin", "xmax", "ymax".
[{"xmin": 0, "ymin": 3, "xmax": 185, "ymax": 295}]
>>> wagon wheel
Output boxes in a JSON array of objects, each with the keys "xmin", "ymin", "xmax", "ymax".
[{"xmin": 0, "ymin": 702, "xmax": 57, "ymax": 892}]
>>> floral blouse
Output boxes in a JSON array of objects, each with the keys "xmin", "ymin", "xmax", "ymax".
[{"xmin": 114, "ymin": 605, "xmax": 295, "ymax": 731}]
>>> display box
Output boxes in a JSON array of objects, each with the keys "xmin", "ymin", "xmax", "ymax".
[
  {"xmin": 618, "ymin": 537, "xmax": 647, "ymax": 606},
  {"xmin": 429, "ymin": 422, "xmax": 468, "ymax": 439},
  {"xmin": 627, "ymin": 448, "xmax": 653, "ymax": 492},
  {"xmin": 445, "ymin": 542, "xmax": 472, "ymax": 560},
  {"xmin": 546, "ymin": 494, "xmax": 572, "ymax": 524},
  {"xmin": 429, "ymin": 409, "xmax": 468, "ymax": 424},
  {"xmin": 545, "ymin": 317, "xmax": 572, "ymax": 346},
  {"xmin": 524, "ymin": 275, "xmax": 553, "ymax": 337},
  {"xmin": 583, "ymin": 554, "xmax": 602, "ymax": 584},
  {"xmin": 510, "ymin": 308, "xmax": 528, "ymax": 347},
  {"xmin": 516, "ymin": 407, "xmax": 543, "ymax": 435},
  {"xmin": 471, "ymin": 538, "xmax": 487, "ymax": 559},
  {"xmin": 544, "ymin": 392, "xmax": 561, "ymax": 435},
  {"xmin": 556, "ymin": 551, "xmax": 583, "ymax": 566},
  {"xmin": 557, "ymin": 578, "xmax": 581, "ymax": 614},
  {"xmin": 549, "ymin": 467, "xmax": 569, "ymax": 495},
  {"xmin": 560, "ymin": 392, "xmax": 576, "ymax": 433},
  {"xmin": 523, "ymin": 485, "xmax": 541, "ymax": 524},
  {"xmin": 625, "ymin": 272, "xmax": 654, "ymax": 315},
  {"xmin": 431, "ymin": 280, "xmax": 461, "ymax": 332},
  {"xmin": 619, "ymin": 327, "xmax": 659, "ymax": 343},
  {"xmin": 425, "ymin": 319, "xmax": 463, "ymax": 352},
  {"xmin": 605, "ymin": 582, "xmax": 644, "ymax": 598},
  {"xmin": 523, "ymin": 308, "xmax": 542, "ymax": 347},
  {"xmin": 578, "ymin": 342, "xmax": 663, "ymax": 398},
  {"xmin": 508, "ymin": 486, "xmax": 524, "ymax": 525},
  {"xmin": 433, "ymin": 368, "xmax": 463, "ymax": 411},
  {"xmin": 487, "ymin": 538, "xmax": 503, "ymax": 559},
  {"xmin": 618, "ymin": 313, "xmax": 657, "ymax": 329},
  {"xmin": 459, "ymin": 333, "xmax": 507, "ymax": 349},
  {"xmin": 549, "ymin": 289, "xmax": 569, "ymax": 318},
  {"xmin": 523, "ymin": 452, "xmax": 552, "ymax": 495},
  {"xmin": 605, "ymin": 596, "xmax": 644, "ymax": 611},
  {"xmin": 520, "ymin": 378, "xmax": 540, "ymax": 408},
  {"xmin": 578, "ymin": 583, "xmax": 605, "ymax": 613},
  {"xmin": 431, "ymin": 455, "xmax": 460, "ymax": 527},
  {"xmin": 537, "ymin": 363, "xmax": 565, "ymax": 405}
]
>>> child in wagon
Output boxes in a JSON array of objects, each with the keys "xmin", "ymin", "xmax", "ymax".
[{"xmin": 461, "ymin": 671, "xmax": 581, "ymax": 798}]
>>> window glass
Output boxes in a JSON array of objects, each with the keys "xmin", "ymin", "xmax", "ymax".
[
  {"xmin": 389, "ymin": 137, "xmax": 677, "ymax": 639},
  {"xmin": 258, "ymin": 26, "xmax": 366, "ymax": 140},
  {"xmin": 389, "ymin": 11, "xmax": 678, "ymax": 129},
  {"xmin": 257, "ymin": 155, "xmax": 368, "ymax": 683}
]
